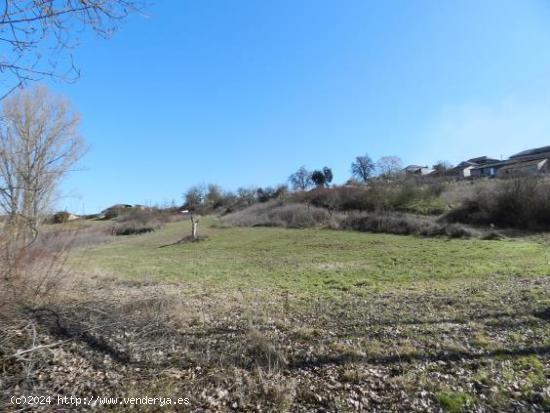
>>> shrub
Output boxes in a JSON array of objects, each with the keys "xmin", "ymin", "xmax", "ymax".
[
  {"xmin": 340, "ymin": 211, "xmax": 475, "ymax": 238},
  {"xmin": 443, "ymin": 177, "xmax": 550, "ymax": 229},
  {"xmin": 296, "ymin": 180, "xmax": 447, "ymax": 215},
  {"xmin": 112, "ymin": 222, "xmax": 159, "ymax": 236},
  {"xmin": 102, "ymin": 205, "xmax": 132, "ymax": 219},
  {"xmin": 52, "ymin": 211, "xmax": 71, "ymax": 224},
  {"xmin": 111, "ymin": 207, "xmax": 176, "ymax": 236},
  {"xmin": 223, "ymin": 201, "xmax": 333, "ymax": 228}
]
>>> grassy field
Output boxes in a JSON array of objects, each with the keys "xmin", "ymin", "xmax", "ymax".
[
  {"xmin": 78, "ymin": 218, "xmax": 550, "ymax": 295},
  {"xmin": 3, "ymin": 200, "xmax": 550, "ymax": 411},
  {"xmin": 21, "ymin": 219, "xmax": 550, "ymax": 412}
]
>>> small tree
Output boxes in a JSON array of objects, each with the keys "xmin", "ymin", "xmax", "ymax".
[
  {"xmin": 432, "ymin": 160, "xmax": 453, "ymax": 175},
  {"xmin": 184, "ymin": 185, "xmax": 206, "ymax": 211},
  {"xmin": 376, "ymin": 156, "xmax": 403, "ymax": 179},
  {"xmin": 256, "ymin": 187, "xmax": 276, "ymax": 202},
  {"xmin": 205, "ymin": 184, "xmax": 223, "ymax": 209},
  {"xmin": 351, "ymin": 154, "xmax": 375, "ymax": 183},
  {"xmin": 323, "ymin": 167, "xmax": 333, "ymax": 186},
  {"xmin": 311, "ymin": 170, "xmax": 326, "ymax": 187},
  {"xmin": 289, "ymin": 166, "xmax": 312, "ymax": 191},
  {"xmin": 237, "ymin": 187, "xmax": 257, "ymax": 205},
  {"xmin": 274, "ymin": 184, "xmax": 289, "ymax": 199}
]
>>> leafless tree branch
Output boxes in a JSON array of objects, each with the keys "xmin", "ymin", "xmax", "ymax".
[{"xmin": 0, "ymin": 0, "xmax": 145, "ymax": 98}]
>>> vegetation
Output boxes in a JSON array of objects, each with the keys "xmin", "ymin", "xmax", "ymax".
[
  {"xmin": 351, "ymin": 154, "xmax": 376, "ymax": 183},
  {"xmin": 1, "ymin": 86, "xmax": 549, "ymax": 412},
  {"xmin": 3, "ymin": 219, "xmax": 547, "ymax": 411},
  {"xmin": 443, "ymin": 177, "xmax": 550, "ymax": 230},
  {"xmin": 82, "ymin": 219, "xmax": 549, "ymax": 293}
]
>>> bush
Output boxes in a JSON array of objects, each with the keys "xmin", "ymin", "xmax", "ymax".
[
  {"xmin": 102, "ymin": 205, "xmax": 132, "ymax": 219},
  {"xmin": 340, "ymin": 211, "xmax": 475, "ymax": 238},
  {"xmin": 223, "ymin": 201, "xmax": 333, "ymax": 229},
  {"xmin": 52, "ymin": 211, "xmax": 71, "ymax": 224},
  {"xmin": 224, "ymin": 201, "xmax": 476, "ymax": 238},
  {"xmin": 112, "ymin": 222, "xmax": 159, "ymax": 236},
  {"xmin": 111, "ymin": 207, "xmax": 179, "ymax": 236},
  {"xmin": 443, "ymin": 177, "xmax": 550, "ymax": 229},
  {"xmin": 295, "ymin": 180, "xmax": 447, "ymax": 215}
]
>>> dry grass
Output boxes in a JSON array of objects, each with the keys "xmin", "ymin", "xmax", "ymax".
[
  {"xmin": 1, "ymin": 220, "xmax": 549, "ymax": 412},
  {"xmin": 222, "ymin": 201, "xmax": 335, "ymax": 229},
  {"xmin": 2, "ymin": 268, "xmax": 548, "ymax": 412}
]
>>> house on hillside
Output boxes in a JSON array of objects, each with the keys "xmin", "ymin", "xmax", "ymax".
[
  {"xmin": 403, "ymin": 165, "xmax": 434, "ymax": 176},
  {"xmin": 469, "ymin": 146, "xmax": 550, "ymax": 179},
  {"xmin": 452, "ymin": 161, "xmax": 477, "ymax": 179},
  {"xmin": 496, "ymin": 158, "xmax": 549, "ymax": 178},
  {"xmin": 509, "ymin": 145, "xmax": 550, "ymax": 161},
  {"xmin": 467, "ymin": 156, "xmax": 501, "ymax": 165},
  {"xmin": 452, "ymin": 156, "xmax": 501, "ymax": 179},
  {"xmin": 494, "ymin": 146, "xmax": 550, "ymax": 178},
  {"xmin": 470, "ymin": 161, "xmax": 508, "ymax": 178}
]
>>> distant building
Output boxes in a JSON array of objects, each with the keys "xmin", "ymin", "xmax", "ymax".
[
  {"xmin": 403, "ymin": 165, "xmax": 434, "ymax": 176},
  {"xmin": 452, "ymin": 161, "xmax": 477, "ymax": 178},
  {"xmin": 497, "ymin": 158, "xmax": 549, "ymax": 178},
  {"xmin": 509, "ymin": 146, "xmax": 550, "ymax": 161},
  {"xmin": 470, "ymin": 162, "xmax": 505, "ymax": 178},
  {"xmin": 469, "ymin": 146, "xmax": 550, "ymax": 179},
  {"xmin": 452, "ymin": 156, "xmax": 501, "ymax": 179},
  {"xmin": 467, "ymin": 156, "xmax": 501, "ymax": 165}
]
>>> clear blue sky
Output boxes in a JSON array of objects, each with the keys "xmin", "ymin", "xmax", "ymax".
[{"xmin": 50, "ymin": 0, "xmax": 550, "ymax": 213}]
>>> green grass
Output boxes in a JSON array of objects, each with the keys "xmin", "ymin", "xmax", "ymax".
[
  {"xmin": 75, "ymin": 218, "xmax": 550, "ymax": 296},
  {"xmin": 436, "ymin": 391, "xmax": 476, "ymax": 413},
  {"xmin": 49, "ymin": 218, "xmax": 550, "ymax": 411}
]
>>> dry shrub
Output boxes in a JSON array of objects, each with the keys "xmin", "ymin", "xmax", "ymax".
[
  {"xmin": 112, "ymin": 222, "xmax": 160, "ymax": 236},
  {"xmin": 0, "ymin": 237, "xmax": 72, "ymax": 409},
  {"xmin": 444, "ymin": 177, "xmax": 550, "ymax": 229},
  {"xmin": 241, "ymin": 329, "xmax": 288, "ymax": 371},
  {"xmin": 340, "ymin": 211, "xmax": 476, "ymax": 238},
  {"xmin": 244, "ymin": 369, "xmax": 296, "ymax": 412},
  {"xmin": 52, "ymin": 211, "xmax": 72, "ymax": 223},
  {"xmin": 0, "ymin": 236, "xmax": 70, "ymax": 309},
  {"xmin": 38, "ymin": 224, "xmax": 114, "ymax": 251},
  {"xmin": 223, "ymin": 201, "xmax": 334, "ymax": 228},
  {"xmin": 112, "ymin": 208, "xmax": 179, "ymax": 236},
  {"xmin": 224, "ymin": 200, "xmax": 477, "ymax": 238},
  {"xmin": 440, "ymin": 179, "xmax": 498, "ymax": 208},
  {"xmin": 0, "ymin": 221, "xmax": 117, "ymax": 410},
  {"xmin": 296, "ymin": 180, "xmax": 447, "ymax": 215}
]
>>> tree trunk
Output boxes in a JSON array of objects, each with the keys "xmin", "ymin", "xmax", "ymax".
[{"xmin": 190, "ymin": 214, "xmax": 199, "ymax": 241}]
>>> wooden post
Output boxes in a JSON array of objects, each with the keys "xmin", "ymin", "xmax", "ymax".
[{"xmin": 190, "ymin": 213, "xmax": 199, "ymax": 241}]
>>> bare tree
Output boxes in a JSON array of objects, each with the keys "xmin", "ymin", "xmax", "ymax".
[
  {"xmin": 0, "ymin": 0, "xmax": 144, "ymax": 98},
  {"xmin": 351, "ymin": 154, "xmax": 375, "ymax": 183},
  {"xmin": 0, "ymin": 86, "xmax": 85, "ymax": 279},
  {"xmin": 432, "ymin": 160, "xmax": 453, "ymax": 175},
  {"xmin": 289, "ymin": 166, "xmax": 312, "ymax": 191},
  {"xmin": 237, "ymin": 187, "xmax": 257, "ymax": 206},
  {"xmin": 184, "ymin": 184, "xmax": 206, "ymax": 212},
  {"xmin": 376, "ymin": 156, "xmax": 403, "ymax": 179}
]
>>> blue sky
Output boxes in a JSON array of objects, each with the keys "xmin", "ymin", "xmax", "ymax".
[{"xmin": 48, "ymin": 0, "xmax": 550, "ymax": 213}]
